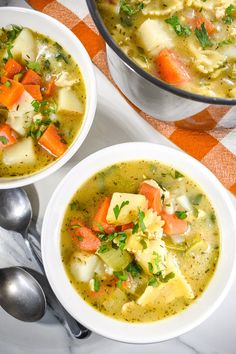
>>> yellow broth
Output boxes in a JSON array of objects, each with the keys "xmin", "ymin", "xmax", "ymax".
[
  {"xmin": 61, "ymin": 161, "xmax": 220, "ymax": 323},
  {"xmin": 0, "ymin": 26, "xmax": 86, "ymax": 177}
]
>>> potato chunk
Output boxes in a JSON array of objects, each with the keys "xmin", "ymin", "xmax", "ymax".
[
  {"xmin": 58, "ymin": 87, "xmax": 84, "ymax": 115},
  {"xmin": 7, "ymin": 91, "xmax": 35, "ymax": 136},
  {"xmin": 106, "ymin": 192, "xmax": 148, "ymax": 225},
  {"xmin": 137, "ymin": 19, "xmax": 173, "ymax": 53},
  {"xmin": 70, "ymin": 251, "xmax": 105, "ymax": 282},
  {"xmin": 10, "ymin": 28, "xmax": 36, "ymax": 62},
  {"xmin": 2, "ymin": 137, "xmax": 36, "ymax": 165}
]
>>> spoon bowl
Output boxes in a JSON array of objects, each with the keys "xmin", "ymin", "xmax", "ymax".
[{"xmin": 0, "ymin": 267, "xmax": 46, "ymax": 322}]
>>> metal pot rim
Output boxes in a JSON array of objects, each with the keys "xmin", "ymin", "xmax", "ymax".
[{"xmin": 86, "ymin": 0, "xmax": 236, "ymax": 106}]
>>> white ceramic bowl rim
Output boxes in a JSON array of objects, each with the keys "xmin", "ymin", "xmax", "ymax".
[
  {"xmin": 0, "ymin": 7, "xmax": 97, "ymax": 188},
  {"xmin": 42, "ymin": 142, "xmax": 236, "ymax": 344}
]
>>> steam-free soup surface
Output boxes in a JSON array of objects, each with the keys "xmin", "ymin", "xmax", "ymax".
[
  {"xmin": 61, "ymin": 161, "xmax": 220, "ymax": 322},
  {"xmin": 97, "ymin": 0, "xmax": 236, "ymax": 99},
  {"xmin": 0, "ymin": 25, "xmax": 86, "ymax": 178}
]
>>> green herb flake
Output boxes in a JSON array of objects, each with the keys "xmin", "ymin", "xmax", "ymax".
[
  {"xmin": 140, "ymin": 239, "xmax": 147, "ymax": 249},
  {"xmin": 165, "ymin": 16, "xmax": 192, "ymax": 37},
  {"xmin": 174, "ymin": 170, "xmax": 184, "ymax": 179},
  {"xmin": 27, "ymin": 61, "xmax": 41, "ymax": 73},
  {"xmin": 98, "ymin": 243, "xmax": 109, "ymax": 254},
  {"xmin": 132, "ymin": 223, "xmax": 139, "ymax": 234},
  {"xmin": 223, "ymin": 4, "xmax": 236, "ymax": 24},
  {"xmin": 148, "ymin": 276, "xmax": 158, "ymax": 287},
  {"xmin": 126, "ymin": 262, "xmax": 142, "ymax": 277},
  {"xmin": 93, "ymin": 273, "xmax": 101, "ymax": 292},
  {"xmin": 70, "ymin": 201, "xmax": 79, "ymax": 211},
  {"xmin": 31, "ymin": 100, "xmax": 41, "ymax": 112},
  {"xmin": 118, "ymin": 232, "xmax": 127, "ymax": 251},
  {"xmin": 193, "ymin": 206, "xmax": 199, "ymax": 218},
  {"xmin": 195, "ymin": 23, "xmax": 213, "ymax": 49},
  {"xmin": 55, "ymin": 52, "xmax": 69, "ymax": 64},
  {"xmin": 0, "ymin": 136, "xmax": 8, "ymax": 145},
  {"xmin": 4, "ymin": 80, "xmax": 12, "ymax": 88},
  {"xmin": 113, "ymin": 200, "xmax": 129, "ymax": 220},
  {"xmin": 175, "ymin": 210, "xmax": 187, "ymax": 219},
  {"xmin": 76, "ymin": 235, "xmax": 83, "ymax": 241},
  {"xmin": 158, "ymin": 272, "xmax": 175, "ymax": 283},
  {"xmin": 138, "ymin": 210, "xmax": 146, "ymax": 232},
  {"xmin": 148, "ymin": 262, "xmax": 153, "ymax": 274},
  {"xmin": 192, "ymin": 193, "xmax": 203, "ymax": 205}
]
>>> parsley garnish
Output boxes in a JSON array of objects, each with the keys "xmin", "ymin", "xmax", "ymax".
[
  {"xmin": 118, "ymin": 232, "xmax": 127, "ymax": 251},
  {"xmin": 153, "ymin": 252, "xmax": 162, "ymax": 272},
  {"xmin": 0, "ymin": 136, "xmax": 8, "ymax": 145},
  {"xmin": 55, "ymin": 52, "xmax": 69, "ymax": 64},
  {"xmin": 165, "ymin": 16, "xmax": 191, "ymax": 37},
  {"xmin": 31, "ymin": 100, "xmax": 41, "ymax": 112},
  {"xmin": 27, "ymin": 61, "xmax": 41, "ymax": 73},
  {"xmin": 195, "ymin": 23, "xmax": 213, "ymax": 49},
  {"xmin": 148, "ymin": 262, "xmax": 154, "ymax": 273},
  {"xmin": 98, "ymin": 242, "xmax": 109, "ymax": 254},
  {"xmin": 138, "ymin": 210, "xmax": 146, "ymax": 232},
  {"xmin": 119, "ymin": 0, "xmax": 144, "ymax": 27},
  {"xmin": 113, "ymin": 200, "xmax": 129, "ymax": 219},
  {"xmin": 140, "ymin": 239, "xmax": 147, "ymax": 249},
  {"xmin": 93, "ymin": 273, "xmax": 101, "ymax": 292},
  {"xmin": 175, "ymin": 210, "xmax": 187, "ymax": 219},
  {"xmin": 158, "ymin": 272, "xmax": 175, "ymax": 283},
  {"xmin": 132, "ymin": 223, "xmax": 139, "ymax": 234},
  {"xmin": 114, "ymin": 270, "xmax": 128, "ymax": 288},
  {"xmin": 192, "ymin": 193, "xmax": 203, "ymax": 205},
  {"xmin": 174, "ymin": 170, "xmax": 184, "ymax": 179},
  {"xmin": 223, "ymin": 4, "xmax": 236, "ymax": 25},
  {"xmin": 4, "ymin": 80, "xmax": 12, "ymax": 88},
  {"xmin": 148, "ymin": 276, "xmax": 158, "ymax": 287},
  {"xmin": 126, "ymin": 262, "xmax": 142, "ymax": 277}
]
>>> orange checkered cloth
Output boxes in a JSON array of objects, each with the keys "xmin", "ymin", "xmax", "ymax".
[{"xmin": 28, "ymin": 0, "xmax": 236, "ymax": 195}]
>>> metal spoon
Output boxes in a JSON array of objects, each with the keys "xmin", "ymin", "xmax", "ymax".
[
  {"xmin": 0, "ymin": 266, "xmax": 46, "ymax": 322},
  {"xmin": 0, "ymin": 188, "xmax": 91, "ymax": 339}
]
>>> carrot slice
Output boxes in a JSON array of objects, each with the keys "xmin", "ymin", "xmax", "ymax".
[
  {"xmin": 44, "ymin": 80, "xmax": 56, "ymax": 98},
  {"xmin": 0, "ymin": 78, "xmax": 24, "ymax": 109},
  {"xmin": 92, "ymin": 197, "xmax": 115, "ymax": 234},
  {"xmin": 156, "ymin": 49, "xmax": 191, "ymax": 85},
  {"xmin": 23, "ymin": 85, "xmax": 42, "ymax": 101},
  {"xmin": 21, "ymin": 69, "xmax": 42, "ymax": 86},
  {"xmin": 0, "ymin": 123, "xmax": 17, "ymax": 148},
  {"xmin": 71, "ymin": 219, "xmax": 101, "ymax": 253},
  {"xmin": 38, "ymin": 124, "xmax": 67, "ymax": 157},
  {"xmin": 139, "ymin": 182, "xmax": 162, "ymax": 214},
  {"xmin": 191, "ymin": 15, "xmax": 215, "ymax": 36},
  {"xmin": 5, "ymin": 59, "xmax": 23, "ymax": 79},
  {"xmin": 160, "ymin": 212, "xmax": 188, "ymax": 236}
]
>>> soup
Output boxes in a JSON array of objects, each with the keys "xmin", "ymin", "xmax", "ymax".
[
  {"xmin": 0, "ymin": 25, "xmax": 86, "ymax": 178},
  {"xmin": 61, "ymin": 161, "xmax": 220, "ymax": 323},
  {"xmin": 96, "ymin": 0, "xmax": 236, "ymax": 98}
]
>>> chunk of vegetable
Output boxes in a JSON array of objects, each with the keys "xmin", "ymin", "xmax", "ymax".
[
  {"xmin": 21, "ymin": 69, "xmax": 42, "ymax": 86},
  {"xmin": 6, "ymin": 90, "xmax": 35, "ymax": 136},
  {"xmin": 139, "ymin": 182, "xmax": 162, "ymax": 213},
  {"xmin": 2, "ymin": 137, "xmax": 36, "ymax": 165},
  {"xmin": 57, "ymin": 87, "xmax": 84, "ymax": 115},
  {"xmin": 44, "ymin": 80, "xmax": 56, "ymax": 98},
  {"xmin": 0, "ymin": 124, "xmax": 17, "ymax": 148},
  {"xmin": 71, "ymin": 220, "xmax": 101, "ymax": 253},
  {"xmin": 103, "ymin": 288, "xmax": 128, "ymax": 312},
  {"xmin": 23, "ymin": 85, "xmax": 42, "ymax": 101},
  {"xmin": 156, "ymin": 49, "xmax": 191, "ymax": 85},
  {"xmin": 10, "ymin": 28, "xmax": 36, "ymax": 62},
  {"xmin": 5, "ymin": 59, "xmax": 23, "ymax": 79},
  {"xmin": 106, "ymin": 192, "xmax": 148, "ymax": 225},
  {"xmin": 138, "ymin": 19, "xmax": 173, "ymax": 52},
  {"xmin": 92, "ymin": 197, "xmax": 115, "ymax": 234},
  {"xmin": 135, "ymin": 239, "xmax": 167, "ymax": 275},
  {"xmin": 176, "ymin": 195, "xmax": 192, "ymax": 211},
  {"xmin": 160, "ymin": 212, "xmax": 188, "ymax": 236},
  {"xmin": 97, "ymin": 247, "xmax": 131, "ymax": 271},
  {"xmin": 0, "ymin": 78, "xmax": 24, "ymax": 109},
  {"xmin": 70, "ymin": 251, "xmax": 104, "ymax": 282},
  {"xmin": 38, "ymin": 124, "xmax": 67, "ymax": 157}
]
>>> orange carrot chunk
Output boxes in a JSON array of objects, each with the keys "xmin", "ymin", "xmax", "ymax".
[
  {"xmin": 44, "ymin": 80, "xmax": 56, "ymax": 98},
  {"xmin": 156, "ymin": 49, "xmax": 191, "ymax": 85},
  {"xmin": 0, "ymin": 78, "xmax": 24, "ymax": 109},
  {"xmin": 160, "ymin": 212, "xmax": 188, "ymax": 236},
  {"xmin": 191, "ymin": 15, "xmax": 215, "ymax": 36},
  {"xmin": 92, "ymin": 197, "xmax": 116, "ymax": 234},
  {"xmin": 0, "ymin": 123, "xmax": 17, "ymax": 148},
  {"xmin": 5, "ymin": 59, "xmax": 23, "ymax": 79},
  {"xmin": 71, "ymin": 219, "xmax": 101, "ymax": 253},
  {"xmin": 139, "ymin": 182, "xmax": 162, "ymax": 214},
  {"xmin": 21, "ymin": 69, "xmax": 42, "ymax": 86},
  {"xmin": 38, "ymin": 124, "xmax": 67, "ymax": 157},
  {"xmin": 24, "ymin": 84, "xmax": 42, "ymax": 101}
]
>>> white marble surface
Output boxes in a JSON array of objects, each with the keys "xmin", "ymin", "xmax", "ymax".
[{"xmin": 1, "ymin": 1, "xmax": 236, "ymax": 353}]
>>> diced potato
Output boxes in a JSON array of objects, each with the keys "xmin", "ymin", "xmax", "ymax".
[
  {"xmin": 176, "ymin": 195, "xmax": 192, "ymax": 212},
  {"xmin": 103, "ymin": 288, "xmax": 128, "ymax": 313},
  {"xmin": 135, "ymin": 239, "xmax": 167, "ymax": 275},
  {"xmin": 10, "ymin": 28, "xmax": 36, "ymax": 62},
  {"xmin": 70, "ymin": 251, "xmax": 105, "ymax": 282},
  {"xmin": 106, "ymin": 192, "xmax": 148, "ymax": 225},
  {"xmin": 7, "ymin": 91, "xmax": 35, "ymax": 136},
  {"xmin": 2, "ymin": 137, "xmax": 36, "ymax": 165},
  {"xmin": 57, "ymin": 87, "xmax": 84, "ymax": 115},
  {"xmin": 137, "ymin": 19, "xmax": 173, "ymax": 53}
]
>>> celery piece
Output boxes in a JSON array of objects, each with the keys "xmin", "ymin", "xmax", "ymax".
[
  {"xmin": 103, "ymin": 288, "xmax": 128, "ymax": 312},
  {"xmin": 97, "ymin": 247, "xmax": 132, "ymax": 271}
]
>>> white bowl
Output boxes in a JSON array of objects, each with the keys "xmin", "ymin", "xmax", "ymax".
[
  {"xmin": 42, "ymin": 142, "xmax": 236, "ymax": 343},
  {"xmin": 0, "ymin": 7, "xmax": 96, "ymax": 188}
]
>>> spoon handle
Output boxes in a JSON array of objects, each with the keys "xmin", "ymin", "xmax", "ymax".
[{"xmin": 23, "ymin": 267, "xmax": 91, "ymax": 339}]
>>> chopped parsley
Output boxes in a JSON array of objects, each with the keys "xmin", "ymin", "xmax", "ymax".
[
  {"xmin": 113, "ymin": 200, "xmax": 129, "ymax": 219},
  {"xmin": 98, "ymin": 242, "xmax": 109, "ymax": 254},
  {"xmin": 4, "ymin": 80, "xmax": 12, "ymax": 88},
  {"xmin": 126, "ymin": 262, "xmax": 142, "ymax": 277},
  {"xmin": 118, "ymin": 232, "xmax": 127, "ymax": 251},
  {"xmin": 138, "ymin": 210, "xmax": 146, "ymax": 232},
  {"xmin": 174, "ymin": 170, "xmax": 184, "ymax": 179},
  {"xmin": 31, "ymin": 100, "xmax": 41, "ymax": 112},
  {"xmin": 165, "ymin": 16, "xmax": 191, "ymax": 37},
  {"xmin": 0, "ymin": 136, "xmax": 8, "ymax": 145},
  {"xmin": 148, "ymin": 276, "xmax": 158, "ymax": 287},
  {"xmin": 195, "ymin": 23, "xmax": 213, "ymax": 49},
  {"xmin": 132, "ymin": 222, "xmax": 139, "ymax": 234},
  {"xmin": 93, "ymin": 273, "xmax": 101, "ymax": 292},
  {"xmin": 55, "ymin": 52, "xmax": 69, "ymax": 64},
  {"xmin": 113, "ymin": 270, "xmax": 128, "ymax": 288},
  {"xmin": 223, "ymin": 4, "xmax": 236, "ymax": 25},
  {"xmin": 153, "ymin": 251, "xmax": 162, "ymax": 272},
  {"xmin": 27, "ymin": 61, "xmax": 41, "ymax": 73},
  {"xmin": 158, "ymin": 272, "xmax": 175, "ymax": 283},
  {"xmin": 148, "ymin": 262, "xmax": 154, "ymax": 273},
  {"xmin": 140, "ymin": 239, "xmax": 147, "ymax": 249},
  {"xmin": 119, "ymin": 0, "xmax": 144, "ymax": 27},
  {"xmin": 192, "ymin": 193, "xmax": 203, "ymax": 205},
  {"xmin": 175, "ymin": 210, "xmax": 187, "ymax": 219}
]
